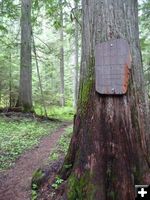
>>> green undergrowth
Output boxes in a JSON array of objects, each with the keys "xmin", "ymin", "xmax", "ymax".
[
  {"xmin": 35, "ymin": 106, "xmax": 74, "ymax": 121},
  {"xmin": 49, "ymin": 125, "xmax": 73, "ymax": 161},
  {"xmin": 31, "ymin": 125, "xmax": 73, "ymax": 200},
  {"xmin": 0, "ymin": 116, "xmax": 60, "ymax": 171},
  {"xmin": 67, "ymin": 172, "xmax": 95, "ymax": 200}
]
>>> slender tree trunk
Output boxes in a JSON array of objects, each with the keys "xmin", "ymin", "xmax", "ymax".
[
  {"xmin": 60, "ymin": 0, "xmax": 65, "ymax": 107},
  {"xmin": 32, "ymin": 35, "xmax": 48, "ymax": 118},
  {"xmin": 60, "ymin": 0, "xmax": 150, "ymax": 199},
  {"xmin": 0, "ymin": 81, "xmax": 1, "ymax": 107},
  {"xmin": 18, "ymin": 0, "xmax": 33, "ymax": 112},
  {"xmin": 0, "ymin": 63, "xmax": 2, "ymax": 106},
  {"xmin": 73, "ymin": 0, "xmax": 79, "ymax": 109},
  {"xmin": 9, "ymin": 52, "xmax": 12, "ymax": 108}
]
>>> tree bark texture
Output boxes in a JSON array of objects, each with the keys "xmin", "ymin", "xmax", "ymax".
[
  {"xmin": 18, "ymin": 0, "xmax": 32, "ymax": 112},
  {"xmin": 73, "ymin": 0, "xmax": 79, "ymax": 109},
  {"xmin": 60, "ymin": 0, "xmax": 65, "ymax": 107},
  {"xmin": 60, "ymin": 0, "xmax": 150, "ymax": 199}
]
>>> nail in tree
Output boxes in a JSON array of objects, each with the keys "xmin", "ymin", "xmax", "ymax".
[{"xmin": 60, "ymin": 0, "xmax": 150, "ymax": 199}]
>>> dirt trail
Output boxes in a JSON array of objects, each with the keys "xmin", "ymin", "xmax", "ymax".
[{"xmin": 0, "ymin": 123, "xmax": 69, "ymax": 200}]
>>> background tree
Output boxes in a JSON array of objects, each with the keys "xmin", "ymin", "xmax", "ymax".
[
  {"xmin": 60, "ymin": 0, "xmax": 150, "ymax": 199},
  {"xmin": 0, "ymin": 0, "xmax": 20, "ymax": 108},
  {"xmin": 17, "ymin": 0, "xmax": 33, "ymax": 112},
  {"xmin": 0, "ymin": 0, "xmax": 78, "ymax": 113},
  {"xmin": 139, "ymin": 0, "xmax": 150, "ymax": 96},
  {"xmin": 59, "ymin": 0, "xmax": 65, "ymax": 107},
  {"xmin": 73, "ymin": 0, "xmax": 79, "ymax": 109}
]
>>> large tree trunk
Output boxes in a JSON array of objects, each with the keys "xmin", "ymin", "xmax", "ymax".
[
  {"xmin": 60, "ymin": 0, "xmax": 65, "ymax": 107},
  {"xmin": 18, "ymin": 0, "xmax": 33, "ymax": 112},
  {"xmin": 60, "ymin": 0, "xmax": 150, "ymax": 199}
]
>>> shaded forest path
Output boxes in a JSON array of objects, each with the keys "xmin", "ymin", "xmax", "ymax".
[{"xmin": 0, "ymin": 123, "xmax": 70, "ymax": 200}]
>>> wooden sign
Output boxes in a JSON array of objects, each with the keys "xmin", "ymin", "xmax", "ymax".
[{"xmin": 95, "ymin": 39, "xmax": 131, "ymax": 95}]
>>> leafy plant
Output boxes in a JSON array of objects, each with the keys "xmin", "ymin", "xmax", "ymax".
[
  {"xmin": 49, "ymin": 125, "xmax": 73, "ymax": 161},
  {"xmin": 0, "ymin": 117, "xmax": 60, "ymax": 170},
  {"xmin": 52, "ymin": 176, "xmax": 64, "ymax": 189},
  {"xmin": 64, "ymin": 164, "xmax": 72, "ymax": 169},
  {"xmin": 32, "ymin": 169, "xmax": 45, "ymax": 186},
  {"xmin": 50, "ymin": 152, "xmax": 59, "ymax": 161},
  {"xmin": 31, "ymin": 184, "xmax": 38, "ymax": 200},
  {"xmin": 31, "ymin": 169, "xmax": 45, "ymax": 200},
  {"xmin": 35, "ymin": 106, "xmax": 74, "ymax": 121}
]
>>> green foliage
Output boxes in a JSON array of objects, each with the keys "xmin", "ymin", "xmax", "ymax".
[
  {"xmin": 32, "ymin": 169, "xmax": 45, "ymax": 186},
  {"xmin": 0, "ymin": 24, "xmax": 8, "ymax": 33},
  {"xmin": 52, "ymin": 176, "xmax": 64, "ymax": 189},
  {"xmin": 67, "ymin": 172, "xmax": 94, "ymax": 200},
  {"xmin": 0, "ymin": 0, "xmax": 20, "ymax": 19},
  {"xmin": 50, "ymin": 152, "xmax": 59, "ymax": 161},
  {"xmin": 31, "ymin": 183, "xmax": 38, "ymax": 200},
  {"xmin": 35, "ymin": 106, "xmax": 74, "ymax": 121},
  {"xmin": 58, "ymin": 125, "xmax": 73, "ymax": 153},
  {"xmin": 0, "ymin": 0, "xmax": 82, "ymax": 110},
  {"xmin": 139, "ymin": 0, "xmax": 150, "ymax": 94},
  {"xmin": 49, "ymin": 125, "xmax": 73, "ymax": 161},
  {"xmin": 107, "ymin": 191, "xmax": 117, "ymax": 200},
  {"xmin": 139, "ymin": 0, "xmax": 150, "ymax": 30},
  {"xmin": 31, "ymin": 169, "xmax": 45, "ymax": 200},
  {"xmin": 31, "ymin": 168, "xmax": 45, "ymax": 200},
  {"xmin": 0, "ymin": 117, "xmax": 60, "ymax": 170},
  {"xmin": 64, "ymin": 163, "xmax": 72, "ymax": 169}
]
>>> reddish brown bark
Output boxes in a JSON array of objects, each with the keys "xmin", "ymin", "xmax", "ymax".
[{"xmin": 59, "ymin": 0, "xmax": 150, "ymax": 199}]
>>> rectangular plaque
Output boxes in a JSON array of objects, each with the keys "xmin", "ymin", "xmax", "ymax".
[{"xmin": 95, "ymin": 38, "xmax": 131, "ymax": 95}]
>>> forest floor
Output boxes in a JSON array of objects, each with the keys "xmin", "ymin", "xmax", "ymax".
[{"xmin": 0, "ymin": 121, "xmax": 72, "ymax": 200}]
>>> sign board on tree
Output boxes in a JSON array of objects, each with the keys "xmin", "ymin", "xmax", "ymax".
[{"xmin": 95, "ymin": 38, "xmax": 131, "ymax": 95}]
